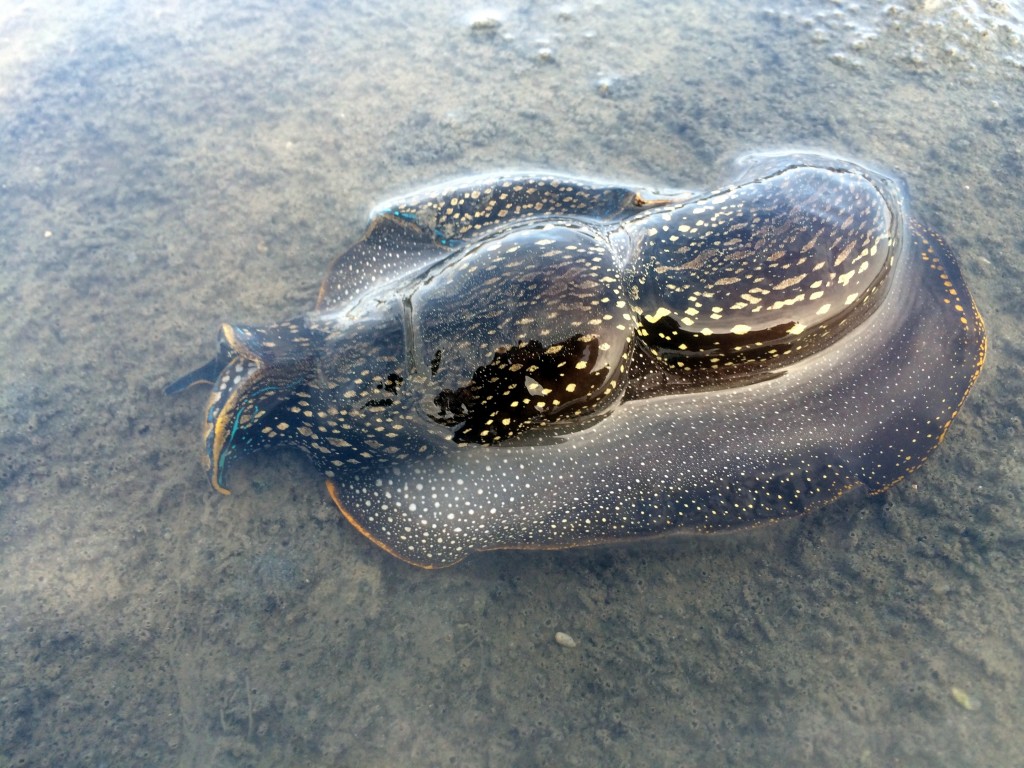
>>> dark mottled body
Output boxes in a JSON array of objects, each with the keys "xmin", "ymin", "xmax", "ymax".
[{"xmin": 169, "ymin": 153, "xmax": 986, "ymax": 567}]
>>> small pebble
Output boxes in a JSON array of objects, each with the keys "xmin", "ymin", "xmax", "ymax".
[
  {"xmin": 950, "ymin": 686, "xmax": 981, "ymax": 711},
  {"xmin": 554, "ymin": 631, "xmax": 577, "ymax": 648},
  {"xmin": 467, "ymin": 11, "xmax": 502, "ymax": 32}
]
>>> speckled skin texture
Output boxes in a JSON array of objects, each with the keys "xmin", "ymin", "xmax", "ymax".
[{"xmin": 171, "ymin": 153, "xmax": 985, "ymax": 567}]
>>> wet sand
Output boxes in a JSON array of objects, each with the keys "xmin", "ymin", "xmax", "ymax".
[{"xmin": 1, "ymin": 1, "xmax": 1022, "ymax": 765}]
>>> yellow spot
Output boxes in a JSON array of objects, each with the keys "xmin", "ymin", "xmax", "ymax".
[
  {"xmin": 525, "ymin": 377, "xmax": 544, "ymax": 393},
  {"xmin": 787, "ymin": 322, "xmax": 807, "ymax": 335},
  {"xmin": 730, "ymin": 324, "xmax": 751, "ymax": 335},
  {"xmin": 773, "ymin": 274, "xmax": 805, "ymax": 291},
  {"xmin": 643, "ymin": 306, "xmax": 673, "ymax": 324}
]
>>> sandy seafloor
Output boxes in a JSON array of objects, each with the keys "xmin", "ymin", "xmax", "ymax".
[{"xmin": 1, "ymin": 0, "xmax": 1023, "ymax": 765}]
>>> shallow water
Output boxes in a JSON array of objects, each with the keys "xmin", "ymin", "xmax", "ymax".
[{"xmin": 1, "ymin": 1, "xmax": 1022, "ymax": 766}]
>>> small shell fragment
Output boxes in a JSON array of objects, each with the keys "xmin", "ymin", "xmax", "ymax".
[
  {"xmin": 554, "ymin": 631, "xmax": 577, "ymax": 648},
  {"xmin": 950, "ymin": 686, "xmax": 980, "ymax": 711}
]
